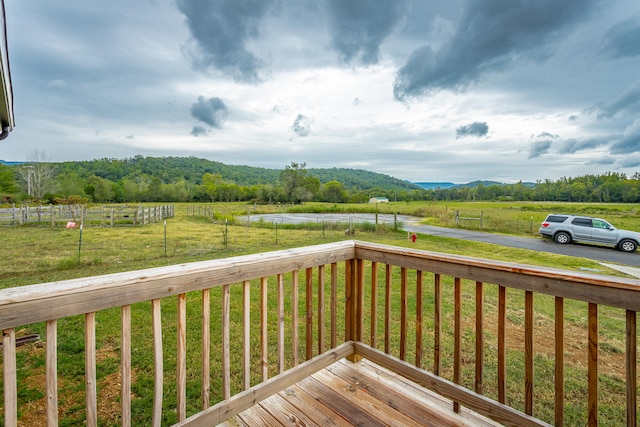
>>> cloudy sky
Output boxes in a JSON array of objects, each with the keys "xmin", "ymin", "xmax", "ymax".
[{"xmin": 2, "ymin": 0, "xmax": 640, "ymax": 183}]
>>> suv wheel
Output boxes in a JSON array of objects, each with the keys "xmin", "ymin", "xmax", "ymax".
[
  {"xmin": 618, "ymin": 239, "xmax": 637, "ymax": 253},
  {"xmin": 554, "ymin": 232, "xmax": 571, "ymax": 244}
]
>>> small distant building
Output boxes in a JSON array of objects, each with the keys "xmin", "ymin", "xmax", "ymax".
[{"xmin": 369, "ymin": 196, "xmax": 389, "ymax": 203}]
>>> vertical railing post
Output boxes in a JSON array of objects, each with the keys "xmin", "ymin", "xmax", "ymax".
[
  {"xmin": 306, "ymin": 268, "xmax": 313, "ymax": 360},
  {"xmin": 222, "ymin": 285, "xmax": 231, "ymax": 399},
  {"xmin": 317, "ymin": 266, "xmax": 325, "ymax": 355},
  {"xmin": 433, "ymin": 274, "xmax": 442, "ymax": 376},
  {"xmin": 525, "ymin": 291, "xmax": 534, "ymax": 416},
  {"xmin": 475, "ymin": 281, "xmax": 484, "ymax": 395},
  {"xmin": 3, "ymin": 328, "xmax": 17, "ymax": 426},
  {"xmin": 370, "ymin": 262, "xmax": 378, "ymax": 348},
  {"xmin": 588, "ymin": 303, "xmax": 598, "ymax": 426},
  {"xmin": 555, "ymin": 297, "xmax": 565, "ymax": 427},
  {"xmin": 46, "ymin": 320, "xmax": 59, "ymax": 426},
  {"xmin": 292, "ymin": 272, "xmax": 299, "ymax": 366},
  {"xmin": 384, "ymin": 265, "xmax": 392, "ymax": 355},
  {"xmin": 626, "ymin": 310, "xmax": 637, "ymax": 427},
  {"xmin": 415, "ymin": 271, "xmax": 423, "ymax": 368},
  {"xmin": 85, "ymin": 312, "xmax": 97, "ymax": 427},
  {"xmin": 177, "ymin": 293, "xmax": 187, "ymax": 421},
  {"xmin": 400, "ymin": 267, "xmax": 407, "ymax": 361},
  {"xmin": 498, "ymin": 285, "xmax": 506, "ymax": 404},
  {"xmin": 201, "ymin": 289, "xmax": 211, "ymax": 407},
  {"xmin": 453, "ymin": 277, "xmax": 461, "ymax": 413},
  {"xmin": 121, "ymin": 306, "xmax": 131, "ymax": 426}
]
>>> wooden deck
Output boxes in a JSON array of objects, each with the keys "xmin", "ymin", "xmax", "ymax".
[{"xmin": 220, "ymin": 358, "xmax": 502, "ymax": 427}]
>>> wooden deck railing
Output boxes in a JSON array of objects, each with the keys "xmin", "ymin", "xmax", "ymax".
[{"xmin": 1, "ymin": 240, "xmax": 638, "ymax": 426}]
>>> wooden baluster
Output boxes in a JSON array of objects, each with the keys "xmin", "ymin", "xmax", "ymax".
[
  {"xmin": 588, "ymin": 303, "xmax": 598, "ymax": 426},
  {"xmin": 85, "ymin": 312, "xmax": 97, "ymax": 427},
  {"xmin": 260, "ymin": 277, "xmax": 268, "ymax": 382},
  {"xmin": 278, "ymin": 274, "xmax": 285, "ymax": 374},
  {"xmin": 400, "ymin": 267, "xmax": 407, "ymax": 361},
  {"xmin": 371, "ymin": 261, "xmax": 378, "ymax": 348},
  {"xmin": 385, "ymin": 264, "xmax": 392, "ymax": 355},
  {"xmin": 177, "ymin": 293, "xmax": 187, "ymax": 421},
  {"xmin": 434, "ymin": 274, "xmax": 442, "ymax": 376},
  {"xmin": 151, "ymin": 299, "xmax": 163, "ymax": 427},
  {"xmin": 345, "ymin": 259, "xmax": 353, "ymax": 342},
  {"xmin": 454, "ymin": 277, "xmax": 461, "ymax": 413},
  {"xmin": 626, "ymin": 310, "xmax": 637, "ymax": 427},
  {"xmin": 46, "ymin": 320, "xmax": 59, "ymax": 426},
  {"xmin": 498, "ymin": 286, "xmax": 506, "ymax": 404},
  {"xmin": 525, "ymin": 291, "xmax": 534, "ymax": 416},
  {"xmin": 222, "ymin": 285, "xmax": 231, "ymax": 399},
  {"xmin": 242, "ymin": 281, "xmax": 251, "ymax": 389},
  {"xmin": 121, "ymin": 306, "xmax": 131, "ymax": 425},
  {"xmin": 3, "ymin": 328, "xmax": 17, "ymax": 426},
  {"xmin": 306, "ymin": 268, "xmax": 313, "ymax": 360},
  {"xmin": 357, "ymin": 259, "xmax": 365, "ymax": 344},
  {"xmin": 555, "ymin": 297, "xmax": 565, "ymax": 427},
  {"xmin": 292, "ymin": 272, "xmax": 299, "ymax": 366},
  {"xmin": 330, "ymin": 263, "xmax": 337, "ymax": 349},
  {"xmin": 415, "ymin": 271, "xmax": 423, "ymax": 368},
  {"xmin": 475, "ymin": 281, "xmax": 484, "ymax": 395},
  {"xmin": 201, "ymin": 289, "xmax": 211, "ymax": 407},
  {"xmin": 318, "ymin": 266, "xmax": 325, "ymax": 355}
]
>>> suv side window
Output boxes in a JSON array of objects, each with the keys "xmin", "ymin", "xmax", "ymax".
[
  {"xmin": 592, "ymin": 219, "xmax": 610, "ymax": 229},
  {"xmin": 546, "ymin": 215, "xmax": 568, "ymax": 223},
  {"xmin": 571, "ymin": 218, "xmax": 592, "ymax": 227}
]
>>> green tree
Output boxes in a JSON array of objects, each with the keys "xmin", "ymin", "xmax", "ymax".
[
  {"xmin": 280, "ymin": 162, "xmax": 318, "ymax": 203},
  {"xmin": 322, "ymin": 180, "xmax": 346, "ymax": 203}
]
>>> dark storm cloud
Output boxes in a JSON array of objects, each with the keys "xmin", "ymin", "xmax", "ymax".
[
  {"xmin": 191, "ymin": 126, "xmax": 209, "ymax": 137},
  {"xmin": 325, "ymin": 0, "xmax": 407, "ymax": 65},
  {"xmin": 528, "ymin": 140, "xmax": 553, "ymax": 159},
  {"xmin": 394, "ymin": 0, "xmax": 598, "ymax": 100},
  {"xmin": 456, "ymin": 122, "xmax": 489, "ymax": 138},
  {"xmin": 610, "ymin": 120, "xmax": 640, "ymax": 154},
  {"xmin": 176, "ymin": 0, "xmax": 274, "ymax": 82},
  {"xmin": 293, "ymin": 114, "xmax": 312, "ymax": 137},
  {"xmin": 587, "ymin": 156, "xmax": 615, "ymax": 166},
  {"xmin": 558, "ymin": 137, "xmax": 607, "ymax": 154},
  {"xmin": 596, "ymin": 82, "xmax": 640, "ymax": 119},
  {"xmin": 600, "ymin": 15, "xmax": 640, "ymax": 59},
  {"xmin": 191, "ymin": 96, "xmax": 228, "ymax": 129}
]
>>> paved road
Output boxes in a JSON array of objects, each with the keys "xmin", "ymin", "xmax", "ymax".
[{"xmin": 241, "ymin": 213, "xmax": 640, "ymax": 267}]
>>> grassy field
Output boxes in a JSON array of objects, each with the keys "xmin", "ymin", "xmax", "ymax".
[{"xmin": 1, "ymin": 201, "xmax": 639, "ymax": 425}]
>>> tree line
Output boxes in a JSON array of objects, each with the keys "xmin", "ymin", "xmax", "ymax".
[{"xmin": 1, "ymin": 153, "xmax": 639, "ymax": 204}]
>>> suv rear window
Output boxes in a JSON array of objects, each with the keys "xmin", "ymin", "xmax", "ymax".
[
  {"xmin": 571, "ymin": 218, "xmax": 592, "ymax": 227},
  {"xmin": 545, "ymin": 215, "xmax": 568, "ymax": 223}
]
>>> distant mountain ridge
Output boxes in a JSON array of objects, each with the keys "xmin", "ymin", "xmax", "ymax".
[{"xmin": 6, "ymin": 156, "xmax": 423, "ymax": 192}]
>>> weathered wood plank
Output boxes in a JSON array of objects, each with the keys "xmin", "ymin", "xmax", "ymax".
[
  {"xmin": 174, "ymin": 342, "xmax": 354, "ymax": 427},
  {"xmin": 280, "ymin": 383, "xmax": 353, "ymax": 426},
  {"xmin": 326, "ymin": 360, "xmax": 474, "ymax": 427},
  {"xmin": 354, "ymin": 241, "xmax": 640, "ymax": 311},
  {"xmin": 261, "ymin": 277, "xmax": 268, "ymax": 382},
  {"xmin": 354, "ymin": 343, "xmax": 552, "ymax": 427},
  {"xmin": 291, "ymin": 272, "xmax": 299, "ymax": 367},
  {"xmin": 0, "ymin": 241, "xmax": 355, "ymax": 331}
]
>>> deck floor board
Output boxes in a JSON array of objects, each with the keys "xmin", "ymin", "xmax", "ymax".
[{"xmin": 222, "ymin": 358, "xmax": 504, "ymax": 426}]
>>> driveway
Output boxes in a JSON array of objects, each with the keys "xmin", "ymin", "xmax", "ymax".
[{"xmin": 241, "ymin": 213, "xmax": 640, "ymax": 269}]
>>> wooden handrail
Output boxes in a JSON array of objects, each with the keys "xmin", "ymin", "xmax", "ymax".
[{"xmin": 2, "ymin": 240, "xmax": 639, "ymax": 426}]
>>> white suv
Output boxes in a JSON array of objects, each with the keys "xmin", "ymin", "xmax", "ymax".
[{"xmin": 539, "ymin": 214, "xmax": 640, "ymax": 252}]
